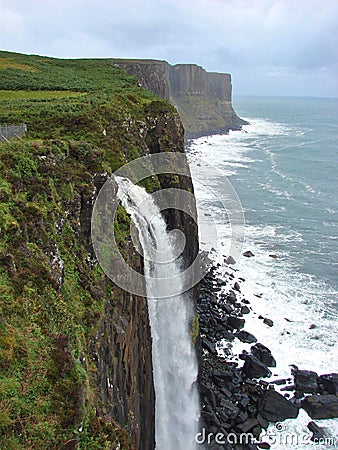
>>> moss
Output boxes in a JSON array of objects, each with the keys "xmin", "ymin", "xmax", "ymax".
[{"xmin": 190, "ymin": 314, "xmax": 200, "ymax": 345}]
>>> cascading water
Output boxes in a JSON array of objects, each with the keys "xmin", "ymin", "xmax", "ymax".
[{"xmin": 116, "ymin": 176, "xmax": 200, "ymax": 450}]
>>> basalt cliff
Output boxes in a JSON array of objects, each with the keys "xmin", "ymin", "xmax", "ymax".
[{"xmin": 113, "ymin": 59, "xmax": 246, "ymax": 138}]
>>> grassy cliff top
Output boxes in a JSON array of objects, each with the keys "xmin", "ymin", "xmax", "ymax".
[
  {"xmin": 0, "ymin": 50, "xmax": 175, "ymax": 141},
  {"xmin": 0, "ymin": 51, "xmax": 179, "ymax": 450}
]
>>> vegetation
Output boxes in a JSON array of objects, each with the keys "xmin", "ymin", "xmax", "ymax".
[{"xmin": 0, "ymin": 50, "xmax": 174, "ymax": 449}]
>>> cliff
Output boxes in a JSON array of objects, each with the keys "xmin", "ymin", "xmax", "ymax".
[
  {"xmin": 0, "ymin": 51, "xmax": 198, "ymax": 450},
  {"xmin": 113, "ymin": 59, "xmax": 247, "ymax": 138}
]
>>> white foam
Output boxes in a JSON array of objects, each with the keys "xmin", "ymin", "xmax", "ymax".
[{"xmin": 189, "ymin": 128, "xmax": 338, "ymax": 448}]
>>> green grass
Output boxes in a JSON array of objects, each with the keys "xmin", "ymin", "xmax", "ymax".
[
  {"xmin": 0, "ymin": 50, "xmax": 177, "ymax": 449},
  {"xmin": 0, "ymin": 90, "xmax": 85, "ymax": 100}
]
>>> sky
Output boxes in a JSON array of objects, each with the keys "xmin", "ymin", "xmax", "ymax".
[{"xmin": 1, "ymin": 0, "xmax": 337, "ymax": 97}]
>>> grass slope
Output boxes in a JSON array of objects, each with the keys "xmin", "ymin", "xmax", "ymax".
[{"xmin": 0, "ymin": 50, "xmax": 172, "ymax": 449}]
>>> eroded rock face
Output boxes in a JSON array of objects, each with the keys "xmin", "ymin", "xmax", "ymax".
[{"xmin": 112, "ymin": 59, "xmax": 247, "ymax": 138}]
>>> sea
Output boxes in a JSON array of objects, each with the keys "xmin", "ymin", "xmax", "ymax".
[{"xmin": 186, "ymin": 96, "xmax": 338, "ymax": 449}]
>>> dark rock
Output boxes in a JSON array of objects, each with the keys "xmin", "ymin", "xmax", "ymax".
[
  {"xmin": 237, "ymin": 330, "xmax": 257, "ymax": 344},
  {"xmin": 234, "ymin": 282, "xmax": 241, "ymax": 292},
  {"xmin": 280, "ymin": 384, "xmax": 296, "ymax": 392},
  {"xmin": 263, "ymin": 318, "xmax": 273, "ymax": 327},
  {"xmin": 259, "ymin": 390, "xmax": 299, "ymax": 421},
  {"xmin": 251, "ymin": 343, "xmax": 276, "ymax": 368},
  {"xmin": 294, "ymin": 370, "xmax": 318, "ymax": 394},
  {"xmin": 257, "ymin": 413, "xmax": 269, "ymax": 429},
  {"xmin": 227, "ymin": 315, "xmax": 245, "ymax": 331},
  {"xmin": 226, "ymin": 291, "xmax": 237, "ymax": 304},
  {"xmin": 221, "ymin": 304, "xmax": 234, "ymax": 315},
  {"xmin": 269, "ymin": 254, "xmax": 278, "ymax": 259},
  {"xmin": 242, "ymin": 355, "xmax": 272, "ymax": 379},
  {"xmin": 241, "ymin": 305, "xmax": 250, "ymax": 314},
  {"xmin": 272, "ymin": 378, "xmax": 289, "ymax": 385},
  {"xmin": 257, "ymin": 443, "xmax": 271, "ymax": 449},
  {"xmin": 225, "ymin": 256, "xmax": 236, "ymax": 265},
  {"xmin": 236, "ymin": 418, "xmax": 259, "ymax": 433},
  {"xmin": 202, "ymin": 337, "xmax": 217, "ymax": 355},
  {"xmin": 220, "ymin": 400, "xmax": 240, "ymax": 418},
  {"xmin": 318, "ymin": 373, "xmax": 338, "ymax": 395},
  {"xmin": 307, "ymin": 421, "xmax": 326, "ymax": 441},
  {"xmin": 309, "ymin": 324, "xmax": 316, "ymax": 329},
  {"xmin": 301, "ymin": 395, "xmax": 338, "ymax": 419},
  {"xmin": 243, "ymin": 250, "xmax": 255, "ymax": 257}
]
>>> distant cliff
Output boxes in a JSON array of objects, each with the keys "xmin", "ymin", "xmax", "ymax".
[{"xmin": 113, "ymin": 59, "xmax": 247, "ymax": 138}]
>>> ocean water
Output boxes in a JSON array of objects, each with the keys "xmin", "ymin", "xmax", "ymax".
[{"xmin": 187, "ymin": 96, "xmax": 338, "ymax": 449}]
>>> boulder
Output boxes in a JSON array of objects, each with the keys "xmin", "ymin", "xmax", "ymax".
[
  {"xmin": 225, "ymin": 255, "xmax": 236, "ymax": 265},
  {"xmin": 242, "ymin": 355, "xmax": 272, "ymax": 379},
  {"xmin": 243, "ymin": 250, "xmax": 255, "ymax": 257},
  {"xmin": 237, "ymin": 330, "xmax": 257, "ymax": 344},
  {"xmin": 318, "ymin": 373, "xmax": 338, "ymax": 395},
  {"xmin": 251, "ymin": 343, "xmax": 276, "ymax": 367},
  {"xmin": 201, "ymin": 337, "xmax": 217, "ymax": 355},
  {"xmin": 234, "ymin": 282, "xmax": 241, "ymax": 291},
  {"xmin": 263, "ymin": 317, "xmax": 274, "ymax": 327},
  {"xmin": 294, "ymin": 370, "xmax": 318, "ymax": 394},
  {"xmin": 227, "ymin": 315, "xmax": 245, "ymax": 331},
  {"xmin": 259, "ymin": 390, "xmax": 299, "ymax": 422},
  {"xmin": 307, "ymin": 421, "xmax": 326, "ymax": 442},
  {"xmin": 241, "ymin": 305, "xmax": 251, "ymax": 314},
  {"xmin": 301, "ymin": 395, "xmax": 338, "ymax": 419}
]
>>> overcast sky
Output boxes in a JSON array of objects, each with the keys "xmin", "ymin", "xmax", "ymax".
[{"xmin": 1, "ymin": 0, "xmax": 337, "ymax": 97}]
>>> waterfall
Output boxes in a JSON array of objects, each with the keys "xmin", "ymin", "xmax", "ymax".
[{"xmin": 116, "ymin": 176, "xmax": 200, "ymax": 450}]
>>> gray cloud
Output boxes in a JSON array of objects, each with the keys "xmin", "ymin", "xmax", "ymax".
[{"xmin": 0, "ymin": 0, "xmax": 337, "ymax": 96}]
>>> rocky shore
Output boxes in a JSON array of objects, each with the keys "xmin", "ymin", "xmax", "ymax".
[{"xmin": 197, "ymin": 260, "xmax": 338, "ymax": 449}]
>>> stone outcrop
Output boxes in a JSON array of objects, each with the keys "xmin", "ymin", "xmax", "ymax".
[{"xmin": 112, "ymin": 59, "xmax": 247, "ymax": 138}]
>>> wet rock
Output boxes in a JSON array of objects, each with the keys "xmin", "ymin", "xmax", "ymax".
[
  {"xmin": 257, "ymin": 443, "xmax": 271, "ymax": 449},
  {"xmin": 301, "ymin": 395, "xmax": 338, "ymax": 419},
  {"xmin": 225, "ymin": 256, "xmax": 236, "ymax": 265},
  {"xmin": 243, "ymin": 251, "xmax": 255, "ymax": 258},
  {"xmin": 226, "ymin": 291, "xmax": 237, "ymax": 305},
  {"xmin": 236, "ymin": 418, "xmax": 260, "ymax": 433},
  {"xmin": 234, "ymin": 282, "xmax": 241, "ymax": 292},
  {"xmin": 263, "ymin": 318, "xmax": 274, "ymax": 327},
  {"xmin": 227, "ymin": 315, "xmax": 245, "ymax": 331},
  {"xmin": 202, "ymin": 337, "xmax": 217, "ymax": 355},
  {"xmin": 318, "ymin": 373, "xmax": 338, "ymax": 395},
  {"xmin": 259, "ymin": 390, "xmax": 299, "ymax": 422},
  {"xmin": 307, "ymin": 421, "xmax": 326, "ymax": 441},
  {"xmin": 272, "ymin": 378, "xmax": 290, "ymax": 385},
  {"xmin": 237, "ymin": 330, "xmax": 257, "ymax": 344},
  {"xmin": 242, "ymin": 355, "xmax": 272, "ymax": 379},
  {"xmin": 294, "ymin": 370, "xmax": 318, "ymax": 394},
  {"xmin": 251, "ymin": 343, "xmax": 276, "ymax": 368},
  {"xmin": 241, "ymin": 305, "xmax": 250, "ymax": 314}
]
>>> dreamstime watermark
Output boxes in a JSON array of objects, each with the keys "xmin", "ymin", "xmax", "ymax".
[
  {"xmin": 196, "ymin": 423, "xmax": 338, "ymax": 447},
  {"xmin": 91, "ymin": 152, "xmax": 245, "ymax": 298}
]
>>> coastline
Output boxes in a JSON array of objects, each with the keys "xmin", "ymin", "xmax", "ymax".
[{"xmin": 197, "ymin": 256, "xmax": 338, "ymax": 449}]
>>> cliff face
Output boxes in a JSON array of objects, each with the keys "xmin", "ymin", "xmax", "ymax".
[
  {"xmin": 91, "ymin": 108, "xmax": 198, "ymax": 450},
  {"xmin": 113, "ymin": 59, "xmax": 246, "ymax": 138}
]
